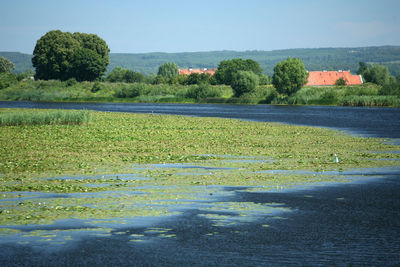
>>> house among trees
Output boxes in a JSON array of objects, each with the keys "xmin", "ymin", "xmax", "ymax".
[
  {"xmin": 178, "ymin": 68, "xmax": 217, "ymax": 76},
  {"xmin": 306, "ymin": 70, "xmax": 363, "ymax": 86}
]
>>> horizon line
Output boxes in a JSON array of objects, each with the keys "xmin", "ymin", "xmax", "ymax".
[{"xmin": 1, "ymin": 45, "xmax": 399, "ymax": 55}]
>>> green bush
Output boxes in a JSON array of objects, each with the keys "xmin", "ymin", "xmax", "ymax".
[
  {"xmin": 379, "ymin": 81, "xmax": 400, "ymax": 96},
  {"xmin": 271, "ymin": 94, "xmax": 289, "ymax": 104},
  {"xmin": 66, "ymin": 78, "xmax": 78, "ymax": 87},
  {"xmin": 91, "ymin": 82, "xmax": 103, "ymax": 93},
  {"xmin": 106, "ymin": 67, "xmax": 144, "ymax": 83},
  {"xmin": 114, "ymin": 83, "xmax": 143, "ymax": 98},
  {"xmin": 335, "ymin": 77, "xmax": 347, "ymax": 86},
  {"xmin": 242, "ymin": 85, "xmax": 275, "ymax": 99},
  {"xmin": 343, "ymin": 84, "xmax": 379, "ymax": 96},
  {"xmin": 0, "ymin": 73, "xmax": 17, "ymax": 89},
  {"xmin": 231, "ymin": 71, "xmax": 259, "ymax": 97},
  {"xmin": 185, "ymin": 83, "xmax": 222, "ymax": 99}
]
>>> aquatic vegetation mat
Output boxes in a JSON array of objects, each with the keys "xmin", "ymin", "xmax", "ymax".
[{"xmin": 0, "ymin": 109, "xmax": 399, "ymax": 245}]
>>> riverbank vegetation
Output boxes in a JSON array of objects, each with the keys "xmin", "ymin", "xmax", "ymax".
[
  {"xmin": 0, "ymin": 109, "xmax": 90, "ymax": 126},
  {"xmin": 1, "ymin": 77, "xmax": 399, "ymax": 106},
  {"xmin": 1, "ymin": 45, "xmax": 400, "ymax": 107}
]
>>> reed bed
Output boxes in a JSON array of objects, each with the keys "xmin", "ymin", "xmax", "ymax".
[{"xmin": 0, "ymin": 110, "xmax": 91, "ymax": 126}]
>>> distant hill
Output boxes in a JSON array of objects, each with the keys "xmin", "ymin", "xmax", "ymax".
[
  {"xmin": 109, "ymin": 46, "xmax": 400, "ymax": 76},
  {"xmin": 2, "ymin": 46, "xmax": 400, "ymax": 76},
  {"xmin": 0, "ymin": 52, "xmax": 34, "ymax": 73}
]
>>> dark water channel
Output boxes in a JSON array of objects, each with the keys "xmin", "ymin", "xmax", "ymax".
[
  {"xmin": 1, "ymin": 101, "xmax": 400, "ymax": 266},
  {"xmin": 1, "ymin": 101, "xmax": 400, "ymax": 138}
]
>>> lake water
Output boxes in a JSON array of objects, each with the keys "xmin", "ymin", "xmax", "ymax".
[
  {"xmin": 1, "ymin": 101, "xmax": 400, "ymax": 138},
  {"xmin": 1, "ymin": 101, "xmax": 399, "ymax": 265}
]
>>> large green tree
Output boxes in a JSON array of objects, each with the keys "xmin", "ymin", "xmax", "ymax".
[
  {"xmin": 32, "ymin": 30, "xmax": 109, "ymax": 81},
  {"xmin": 214, "ymin": 58, "xmax": 263, "ymax": 85},
  {"xmin": 272, "ymin": 57, "xmax": 308, "ymax": 96},
  {"xmin": 157, "ymin": 62, "xmax": 179, "ymax": 79},
  {"xmin": 0, "ymin": 57, "xmax": 15, "ymax": 73}
]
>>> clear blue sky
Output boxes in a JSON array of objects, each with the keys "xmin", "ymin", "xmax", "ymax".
[{"xmin": 1, "ymin": 0, "xmax": 399, "ymax": 54}]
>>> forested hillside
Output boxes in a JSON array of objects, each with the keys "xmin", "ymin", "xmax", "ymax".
[
  {"xmin": 0, "ymin": 52, "xmax": 34, "ymax": 73},
  {"xmin": 2, "ymin": 46, "xmax": 400, "ymax": 76}
]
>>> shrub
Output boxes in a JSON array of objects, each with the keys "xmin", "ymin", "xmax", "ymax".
[
  {"xmin": 152, "ymin": 75, "xmax": 168, "ymax": 85},
  {"xmin": 114, "ymin": 83, "xmax": 145, "ymax": 98},
  {"xmin": 379, "ymin": 81, "xmax": 400, "ymax": 96},
  {"xmin": 171, "ymin": 74, "xmax": 189, "ymax": 85},
  {"xmin": 343, "ymin": 84, "xmax": 379, "ymax": 96},
  {"xmin": 185, "ymin": 83, "xmax": 222, "ymax": 99},
  {"xmin": 231, "ymin": 71, "xmax": 259, "ymax": 97},
  {"xmin": 91, "ymin": 82, "xmax": 103, "ymax": 93},
  {"xmin": 66, "ymin": 78, "xmax": 78, "ymax": 86},
  {"xmin": 335, "ymin": 78, "xmax": 346, "ymax": 86},
  {"xmin": 186, "ymin": 73, "xmax": 211, "ymax": 85},
  {"xmin": 0, "ymin": 73, "xmax": 17, "ymax": 89}
]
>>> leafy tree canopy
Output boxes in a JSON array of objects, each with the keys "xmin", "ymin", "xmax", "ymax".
[
  {"xmin": 106, "ymin": 67, "xmax": 144, "ymax": 83},
  {"xmin": 335, "ymin": 77, "xmax": 347, "ymax": 86},
  {"xmin": 187, "ymin": 73, "xmax": 211, "ymax": 85},
  {"xmin": 357, "ymin": 62, "xmax": 368, "ymax": 75},
  {"xmin": 231, "ymin": 70, "xmax": 259, "ymax": 97},
  {"xmin": 157, "ymin": 62, "xmax": 178, "ymax": 78},
  {"xmin": 0, "ymin": 57, "xmax": 16, "ymax": 73},
  {"xmin": 272, "ymin": 57, "xmax": 308, "ymax": 96},
  {"xmin": 32, "ymin": 30, "xmax": 110, "ymax": 81},
  {"xmin": 361, "ymin": 64, "xmax": 395, "ymax": 86},
  {"xmin": 214, "ymin": 58, "xmax": 263, "ymax": 85},
  {"xmin": 185, "ymin": 82, "xmax": 222, "ymax": 100}
]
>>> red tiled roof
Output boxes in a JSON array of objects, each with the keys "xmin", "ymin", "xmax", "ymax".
[
  {"xmin": 306, "ymin": 71, "xmax": 363, "ymax": 86},
  {"xmin": 178, "ymin": 68, "xmax": 216, "ymax": 76}
]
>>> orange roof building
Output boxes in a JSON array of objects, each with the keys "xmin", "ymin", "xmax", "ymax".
[
  {"xmin": 178, "ymin": 68, "xmax": 217, "ymax": 76},
  {"xmin": 306, "ymin": 70, "xmax": 363, "ymax": 86}
]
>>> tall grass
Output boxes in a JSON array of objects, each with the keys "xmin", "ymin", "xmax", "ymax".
[
  {"xmin": 0, "ymin": 110, "xmax": 91, "ymax": 126},
  {"xmin": 339, "ymin": 95, "xmax": 400, "ymax": 107},
  {"xmin": 281, "ymin": 84, "xmax": 400, "ymax": 107}
]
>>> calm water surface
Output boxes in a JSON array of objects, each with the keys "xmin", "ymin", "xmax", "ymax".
[
  {"xmin": 0, "ymin": 101, "xmax": 399, "ymax": 266},
  {"xmin": 1, "ymin": 101, "xmax": 400, "ymax": 138}
]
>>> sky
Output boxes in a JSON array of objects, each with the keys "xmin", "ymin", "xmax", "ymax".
[{"xmin": 1, "ymin": 0, "xmax": 400, "ymax": 54}]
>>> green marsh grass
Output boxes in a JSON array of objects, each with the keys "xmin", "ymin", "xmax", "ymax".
[
  {"xmin": 339, "ymin": 95, "xmax": 400, "ymax": 107},
  {"xmin": 0, "ymin": 109, "xmax": 91, "ymax": 126},
  {"xmin": 285, "ymin": 84, "xmax": 400, "ymax": 107}
]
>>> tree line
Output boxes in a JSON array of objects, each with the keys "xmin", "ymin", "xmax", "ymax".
[
  {"xmin": 1, "ymin": 30, "xmax": 400, "ymax": 100},
  {"xmin": 357, "ymin": 62, "xmax": 400, "ymax": 95}
]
